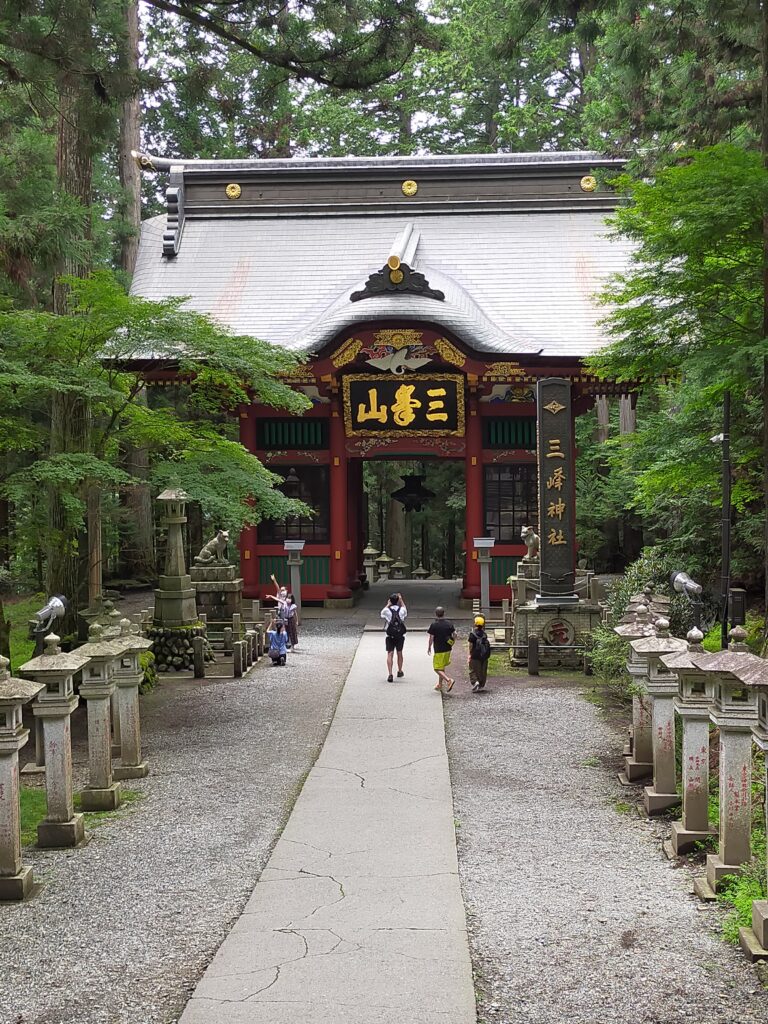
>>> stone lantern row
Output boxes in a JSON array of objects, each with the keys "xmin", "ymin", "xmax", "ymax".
[
  {"xmin": 0, "ymin": 619, "xmax": 151, "ymax": 901},
  {"xmin": 616, "ymin": 607, "xmax": 768, "ymax": 962}
]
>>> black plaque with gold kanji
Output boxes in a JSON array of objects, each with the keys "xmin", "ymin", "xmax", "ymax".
[
  {"xmin": 343, "ymin": 374, "xmax": 465, "ymax": 436},
  {"xmin": 536, "ymin": 377, "xmax": 577, "ymax": 603}
]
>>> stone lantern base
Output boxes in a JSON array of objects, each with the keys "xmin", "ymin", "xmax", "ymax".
[
  {"xmin": 670, "ymin": 820, "xmax": 717, "ymax": 855},
  {"xmin": 80, "ymin": 782, "xmax": 121, "ymax": 812},
  {"xmin": 739, "ymin": 903, "xmax": 768, "ymax": 961},
  {"xmin": 189, "ymin": 564, "xmax": 243, "ymax": 622},
  {"xmin": 37, "ymin": 814, "xmax": 86, "ymax": 849},
  {"xmin": 147, "ymin": 623, "xmax": 213, "ymax": 672},
  {"xmin": 0, "ymin": 866, "xmax": 34, "ymax": 901}
]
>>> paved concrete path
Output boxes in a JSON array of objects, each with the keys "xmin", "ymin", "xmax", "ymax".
[{"xmin": 180, "ymin": 633, "xmax": 476, "ymax": 1024}]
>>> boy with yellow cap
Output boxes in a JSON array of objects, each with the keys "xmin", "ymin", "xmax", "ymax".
[{"xmin": 467, "ymin": 615, "xmax": 492, "ymax": 692}]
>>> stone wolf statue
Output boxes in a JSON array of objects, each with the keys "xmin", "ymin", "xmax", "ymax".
[
  {"xmin": 521, "ymin": 525, "xmax": 540, "ymax": 562},
  {"xmin": 194, "ymin": 529, "xmax": 230, "ymax": 565}
]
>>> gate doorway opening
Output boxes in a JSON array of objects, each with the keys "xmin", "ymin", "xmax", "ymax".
[{"xmin": 362, "ymin": 460, "xmax": 465, "ymax": 582}]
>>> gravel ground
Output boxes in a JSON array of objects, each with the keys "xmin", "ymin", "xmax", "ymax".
[
  {"xmin": 442, "ymin": 672, "xmax": 768, "ymax": 1024},
  {"xmin": 1, "ymin": 622, "xmax": 358, "ymax": 1024}
]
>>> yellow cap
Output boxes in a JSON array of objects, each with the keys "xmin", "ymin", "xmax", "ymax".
[{"xmin": 474, "ymin": 616, "xmax": 485, "ymax": 626}]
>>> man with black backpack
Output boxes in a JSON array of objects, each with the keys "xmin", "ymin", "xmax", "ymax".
[
  {"xmin": 468, "ymin": 615, "xmax": 492, "ymax": 692},
  {"xmin": 381, "ymin": 592, "xmax": 407, "ymax": 682}
]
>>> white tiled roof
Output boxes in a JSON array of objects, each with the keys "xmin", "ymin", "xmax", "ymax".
[{"xmin": 131, "ymin": 207, "xmax": 631, "ymax": 357}]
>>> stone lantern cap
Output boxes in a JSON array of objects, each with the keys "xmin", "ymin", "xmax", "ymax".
[
  {"xmin": 659, "ymin": 627, "xmax": 705, "ymax": 673},
  {"xmin": 118, "ymin": 620, "xmax": 152, "ymax": 654},
  {"xmin": 362, "ymin": 545, "xmax": 379, "ymax": 558},
  {"xmin": 157, "ymin": 487, "xmax": 189, "ymax": 503},
  {"xmin": 629, "ymin": 618, "xmax": 686, "ymax": 657},
  {"xmin": 0, "ymin": 657, "xmax": 44, "ymax": 706},
  {"xmin": 688, "ymin": 628, "xmax": 765, "ymax": 726},
  {"xmin": 689, "ymin": 648, "xmax": 768, "ymax": 689},
  {"xmin": 19, "ymin": 633, "xmax": 91, "ymax": 677},
  {"xmin": 376, "ymin": 551, "xmax": 394, "ymax": 564},
  {"xmin": 83, "ymin": 623, "xmax": 132, "ymax": 660}
]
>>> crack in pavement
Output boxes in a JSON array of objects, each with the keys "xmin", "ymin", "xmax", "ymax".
[
  {"xmin": 290, "ymin": 868, "xmax": 347, "ymax": 922},
  {"xmin": 315, "ymin": 765, "xmax": 366, "ymax": 788},
  {"xmin": 384, "ymin": 753, "xmax": 443, "ymax": 772},
  {"xmin": 281, "ymin": 838, "xmax": 333, "ymax": 860}
]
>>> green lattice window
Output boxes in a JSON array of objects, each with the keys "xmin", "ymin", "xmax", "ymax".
[
  {"xmin": 258, "ymin": 555, "xmax": 330, "ymax": 585},
  {"xmin": 257, "ymin": 418, "xmax": 328, "ymax": 449},
  {"xmin": 483, "ymin": 418, "xmax": 536, "ymax": 450}
]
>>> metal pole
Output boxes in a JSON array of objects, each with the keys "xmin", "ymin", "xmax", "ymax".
[{"xmin": 720, "ymin": 391, "xmax": 731, "ymax": 650}]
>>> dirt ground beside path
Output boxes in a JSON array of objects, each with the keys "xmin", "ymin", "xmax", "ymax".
[
  {"xmin": 1, "ymin": 622, "xmax": 357, "ymax": 1024},
  {"xmin": 442, "ymin": 670, "xmax": 768, "ymax": 1024}
]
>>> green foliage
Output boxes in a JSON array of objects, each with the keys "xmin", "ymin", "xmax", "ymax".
[
  {"xmin": 587, "ymin": 146, "xmax": 767, "ymax": 598},
  {"xmin": 139, "ymin": 650, "xmax": 158, "ymax": 694},
  {"xmin": 718, "ymin": 872, "xmax": 767, "ymax": 945},
  {"xmin": 0, "ymin": 272, "xmax": 311, "ymax": 591},
  {"xmin": 2, "ymin": 592, "xmax": 45, "ymax": 673},
  {"xmin": 602, "ymin": 548, "xmax": 693, "ymax": 635},
  {"xmin": 585, "ymin": 624, "xmax": 634, "ymax": 703}
]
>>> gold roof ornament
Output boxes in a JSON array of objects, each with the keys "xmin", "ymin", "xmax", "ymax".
[
  {"xmin": 580, "ymin": 175, "xmax": 597, "ymax": 192},
  {"xmin": 373, "ymin": 329, "xmax": 423, "ymax": 349},
  {"xmin": 482, "ymin": 361, "xmax": 525, "ymax": 379},
  {"xmin": 225, "ymin": 183, "xmax": 242, "ymax": 199},
  {"xmin": 434, "ymin": 337, "xmax": 465, "ymax": 368},
  {"xmin": 331, "ymin": 337, "xmax": 363, "ymax": 368},
  {"xmin": 401, "ymin": 180, "xmax": 418, "ymax": 197}
]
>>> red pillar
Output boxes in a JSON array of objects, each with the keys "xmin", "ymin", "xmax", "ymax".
[
  {"xmin": 328, "ymin": 401, "xmax": 352, "ymax": 599},
  {"xmin": 238, "ymin": 406, "xmax": 259, "ymax": 598},
  {"xmin": 347, "ymin": 459, "xmax": 362, "ymax": 589},
  {"xmin": 462, "ymin": 396, "xmax": 483, "ymax": 599}
]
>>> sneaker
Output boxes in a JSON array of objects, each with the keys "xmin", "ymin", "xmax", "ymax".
[
  {"xmin": 472, "ymin": 682, "xmax": 481, "ymax": 692},
  {"xmin": 445, "ymin": 677, "xmax": 455, "ymax": 692},
  {"xmin": 387, "ymin": 674, "xmax": 394, "ymax": 682},
  {"xmin": 397, "ymin": 671, "xmax": 404, "ymax": 678}
]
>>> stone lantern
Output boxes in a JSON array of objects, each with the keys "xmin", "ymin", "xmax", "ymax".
[
  {"xmin": 739, "ymin": 656, "xmax": 768, "ymax": 960},
  {"xmin": 376, "ymin": 552, "xmax": 394, "ymax": 581},
  {"xmin": 661, "ymin": 627, "xmax": 717, "ymax": 854},
  {"xmin": 19, "ymin": 635, "xmax": 91, "ymax": 848},
  {"xmin": 154, "ymin": 488, "xmax": 198, "ymax": 627},
  {"xmin": 79, "ymin": 624, "xmax": 125, "ymax": 811},
  {"xmin": 615, "ymin": 604, "xmax": 656, "ymax": 783},
  {"xmin": 412, "ymin": 564, "xmax": 429, "ymax": 581},
  {"xmin": 112, "ymin": 619, "xmax": 152, "ymax": 781},
  {"xmin": 0, "ymin": 656, "xmax": 44, "ymax": 899},
  {"xmin": 629, "ymin": 618, "xmax": 687, "ymax": 814},
  {"xmin": 362, "ymin": 545, "xmax": 379, "ymax": 585},
  {"xmin": 690, "ymin": 627, "xmax": 761, "ymax": 898}
]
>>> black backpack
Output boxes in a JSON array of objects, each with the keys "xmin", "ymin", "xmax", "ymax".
[
  {"xmin": 387, "ymin": 607, "xmax": 407, "ymax": 638},
  {"xmin": 473, "ymin": 630, "xmax": 491, "ymax": 661}
]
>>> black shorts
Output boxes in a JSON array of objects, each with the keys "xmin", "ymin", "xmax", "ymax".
[{"xmin": 385, "ymin": 635, "xmax": 405, "ymax": 653}]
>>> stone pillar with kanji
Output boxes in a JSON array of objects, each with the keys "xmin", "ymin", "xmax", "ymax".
[
  {"xmin": 0, "ymin": 657, "xmax": 44, "ymax": 900},
  {"xmin": 112, "ymin": 619, "xmax": 152, "ymax": 781},
  {"xmin": 535, "ymin": 378, "xmax": 577, "ymax": 607},
  {"xmin": 614, "ymin": 603, "xmax": 656, "ymax": 784},
  {"xmin": 690, "ymin": 628, "xmax": 760, "ymax": 898},
  {"xmin": 79, "ymin": 624, "xmax": 124, "ymax": 812},
  {"xmin": 661, "ymin": 627, "xmax": 717, "ymax": 853},
  {"xmin": 637, "ymin": 618, "xmax": 687, "ymax": 815},
  {"xmin": 20, "ymin": 635, "xmax": 91, "ymax": 848}
]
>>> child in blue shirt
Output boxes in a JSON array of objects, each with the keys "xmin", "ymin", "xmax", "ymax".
[{"xmin": 267, "ymin": 620, "xmax": 289, "ymax": 666}]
